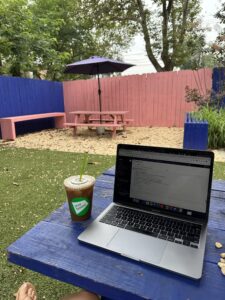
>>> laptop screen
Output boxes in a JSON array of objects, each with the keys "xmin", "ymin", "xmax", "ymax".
[{"xmin": 114, "ymin": 145, "xmax": 214, "ymax": 220}]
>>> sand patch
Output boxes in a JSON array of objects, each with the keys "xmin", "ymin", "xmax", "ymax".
[{"xmin": 1, "ymin": 127, "xmax": 225, "ymax": 162}]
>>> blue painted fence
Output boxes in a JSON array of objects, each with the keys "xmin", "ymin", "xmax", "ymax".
[
  {"xmin": 183, "ymin": 113, "xmax": 208, "ymax": 150},
  {"xmin": 212, "ymin": 67, "xmax": 225, "ymax": 107},
  {"xmin": 0, "ymin": 76, "xmax": 64, "ymax": 137}
]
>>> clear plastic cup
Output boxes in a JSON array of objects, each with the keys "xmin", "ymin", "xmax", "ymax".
[{"xmin": 64, "ymin": 175, "xmax": 95, "ymax": 221}]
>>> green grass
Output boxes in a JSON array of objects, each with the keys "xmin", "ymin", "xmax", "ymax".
[
  {"xmin": 1, "ymin": 147, "xmax": 225, "ymax": 300},
  {"xmin": 213, "ymin": 162, "xmax": 225, "ymax": 180},
  {"xmin": 0, "ymin": 147, "xmax": 115, "ymax": 300}
]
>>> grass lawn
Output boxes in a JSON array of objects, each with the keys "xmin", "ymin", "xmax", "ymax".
[
  {"xmin": 0, "ymin": 147, "xmax": 115, "ymax": 300},
  {"xmin": 1, "ymin": 147, "xmax": 225, "ymax": 300}
]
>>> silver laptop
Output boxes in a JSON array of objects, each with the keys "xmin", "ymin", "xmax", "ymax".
[{"xmin": 78, "ymin": 144, "xmax": 214, "ymax": 279}]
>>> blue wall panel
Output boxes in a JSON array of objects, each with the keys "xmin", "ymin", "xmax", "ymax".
[
  {"xmin": 212, "ymin": 67, "xmax": 225, "ymax": 107},
  {"xmin": 0, "ymin": 76, "xmax": 64, "ymax": 137}
]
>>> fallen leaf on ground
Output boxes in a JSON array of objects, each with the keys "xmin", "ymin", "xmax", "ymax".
[
  {"xmin": 88, "ymin": 161, "xmax": 100, "ymax": 165},
  {"xmin": 218, "ymin": 262, "xmax": 225, "ymax": 268},
  {"xmin": 215, "ymin": 242, "xmax": 223, "ymax": 249}
]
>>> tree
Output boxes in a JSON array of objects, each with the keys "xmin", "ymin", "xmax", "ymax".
[
  {"xmin": 30, "ymin": 0, "xmax": 115, "ymax": 80},
  {"xmin": 212, "ymin": 2, "xmax": 225, "ymax": 66},
  {"xmin": 82, "ymin": 0, "xmax": 206, "ymax": 72},
  {"xmin": 0, "ymin": 0, "xmax": 131, "ymax": 80},
  {"xmin": 180, "ymin": 40, "xmax": 217, "ymax": 70},
  {"xmin": 0, "ymin": 0, "xmax": 35, "ymax": 76}
]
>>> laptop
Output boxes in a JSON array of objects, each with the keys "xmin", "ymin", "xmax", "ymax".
[{"xmin": 78, "ymin": 144, "xmax": 214, "ymax": 279}]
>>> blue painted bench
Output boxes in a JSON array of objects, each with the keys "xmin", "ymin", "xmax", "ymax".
[
  {"xmin": 183, "ymin": 112, "xmax": 208, "ymax": 150},
  {"xmin": 7, "ymin": 168, "xmax": 225, "ymax": 300}
]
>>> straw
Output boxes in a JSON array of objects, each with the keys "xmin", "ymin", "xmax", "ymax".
[{"xmin": 79, "ymin": 152, "xmax": 88, "ymax": 181}]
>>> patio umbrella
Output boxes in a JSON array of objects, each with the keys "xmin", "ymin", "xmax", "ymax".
[{"xmin": 64, "ymin": 56, "xmax": 134, "ymax": 112}]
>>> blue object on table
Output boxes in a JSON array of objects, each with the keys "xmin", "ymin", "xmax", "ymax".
[
  {"xmin": 183, "ymin": 112, "xmax": 208, "ymax": 150},
  {"xmin": 7, "ymin": 168, "xmax": 225, "ymax": 300}
]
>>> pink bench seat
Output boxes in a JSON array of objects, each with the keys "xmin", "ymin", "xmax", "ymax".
[
  {"xmin": 0, "ymin": 112, "xmax": 65, "ymax": 140},
  {"xmin": 64, "ymin": 122, "xmax": 126, "ymax": 138}
]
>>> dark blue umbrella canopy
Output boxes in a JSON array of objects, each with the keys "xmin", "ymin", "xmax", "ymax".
[
  {"xmin": 64, "ymin": 56, "xmax": 134, "ymax": 113},
  {"xmin": 64, "ymin": 56, "xmax": 134, "ymax": 75}
]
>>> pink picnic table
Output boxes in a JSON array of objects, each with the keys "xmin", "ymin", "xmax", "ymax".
[{"xmin": 65, "ymin": 111, "xmax": 130, "ymax": 138}]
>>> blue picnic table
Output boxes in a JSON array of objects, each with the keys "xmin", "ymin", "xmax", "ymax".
[{"xmin": 7, "ymin": 166, "xmax": 225, "ymax": 300}]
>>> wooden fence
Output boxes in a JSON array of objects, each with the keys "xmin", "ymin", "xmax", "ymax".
[
  {"xmin": 63, "ymin": 68, "xmax": 212, "ymax": 127},
  {"xmin": 0, "ymin": 76, "xmax": 64, "ymax": 136}
]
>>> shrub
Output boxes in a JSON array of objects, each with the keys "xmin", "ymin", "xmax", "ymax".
[
  {"xmin": 185, "ymin": 70, "xmax": 225, "ymax": 149},
  {"xmin": 193, "ymin": 106, "xmax": 225, "ymax": 148}
]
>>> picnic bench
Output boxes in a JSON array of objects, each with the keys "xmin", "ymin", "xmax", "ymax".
[
  {"xmin": 7, "ymin": 167, "xmax": 225, "ymax": 300},
  {"xmin": 0, "ymin": 112, "xmax": 66, "ymax": 140},
  {"xmin": 65, "ymin": 111, "xmax": 132, "ymax": 138}
]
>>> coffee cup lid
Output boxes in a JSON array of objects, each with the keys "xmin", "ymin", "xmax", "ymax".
[{"xmin": 64, "ymin": 175, "xmax": 95, "ymax": 190}]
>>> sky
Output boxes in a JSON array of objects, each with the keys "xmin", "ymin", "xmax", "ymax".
[{"xmin": 122, "ymin": 0, "xmax": 223, "ymax": 76}]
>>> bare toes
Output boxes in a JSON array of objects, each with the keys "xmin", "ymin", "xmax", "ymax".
[
  {"xmin": 16, "ymin": 283, "xmax": 29, "ymax": 300},
  {"xmin": 28, "ymin": 288, "xmax": 33, "ymax": 297},
  {"xmin": 15, "ymin": 282, "xmax": 37, "ymax": 300}
]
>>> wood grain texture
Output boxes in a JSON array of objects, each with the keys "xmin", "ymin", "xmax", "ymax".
[
  {"xmin": 0, "ymin": 76, "xmax": 64, "ymax": 137},
  {"xmin": 63, "ymin": 69, "xmax": 212, "ymax": 127},
  {"xmin": 7, "ymin": 173, "xmax": 225, "ymax": 300},
  {"xmin": 0, "ymin": 113, "xmax": 66, "ymax": 140},
  {"xmin": 0, "ymin": 77, "xmax": 64, "ymax": 117},
  {"xmin": 103, "ymin": 167, "xmax": 115, "ymax": 176}
]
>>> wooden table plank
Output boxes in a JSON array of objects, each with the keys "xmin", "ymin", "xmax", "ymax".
[
  {"xmin": 211, "ymin": 190, "xmax": 225, "ymax": 199},
  {"xmin": 32, "ymin": 192, "xmax": 225, "ymax": 265},
  {"xmin": 38, "ymin": 202, "xmax": 225, "ymax": 265},
  {"xmin": 212, "ymin": 180, "xmax": 225, "ymax": 191},
  {"xmin": 7, "ymin": 219, "xmax": 225, "ymax": 300},
  {"xmin": 208, "ymin": 197, "xmax": 225, "ymax": 230},
  {"xmin": 41, "ymin": 187, "xmax": 225, "ymax": 231},
  {"xmin": 7, "ymin": 171, "xmax": 225, "ymax": 300},
  {"xmin": 103, "ymin": 166, "xmax": 116, "ymax": 176},
  {"xmin": 95, "ymin": 174, "xmax": 115, "ymax": 189}
]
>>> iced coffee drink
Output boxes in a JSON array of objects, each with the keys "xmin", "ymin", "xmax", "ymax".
[{"xmin": 64, "ymin": 175, "xmax": 95, "ymax": 221}]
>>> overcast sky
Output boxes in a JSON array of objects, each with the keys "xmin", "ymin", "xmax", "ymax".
[{"xmin": 122, "ymin": 0, "xmax": 223, "ymax": 75}]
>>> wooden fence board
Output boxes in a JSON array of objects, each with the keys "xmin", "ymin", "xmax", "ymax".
[
  {"xmin": 63, "ymin": 68, "xmax": 212, "ymax": 127},
  {"xmin": 0, "ymin": 76, "xmax": 64, "ymax": 137}
]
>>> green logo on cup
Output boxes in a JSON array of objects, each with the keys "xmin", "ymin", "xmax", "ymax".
[{"xmin": 70, "ymin": 197, "xmax": 90, "ymax": 217}]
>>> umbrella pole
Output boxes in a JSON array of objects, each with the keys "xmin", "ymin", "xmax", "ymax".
[{"xmin": 97, "ymin": 72, "xmax": 102, "ymax": 123}]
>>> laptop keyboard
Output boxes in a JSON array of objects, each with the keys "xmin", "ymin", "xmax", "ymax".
[{"xmin": 100, "ymin": 206, "xmax": 201, "ymax": 248}]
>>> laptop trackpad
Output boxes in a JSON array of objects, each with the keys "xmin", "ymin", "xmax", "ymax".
[{"xmin": 107, "ymin": 229, "xmax": 167, "ymax": 264}]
